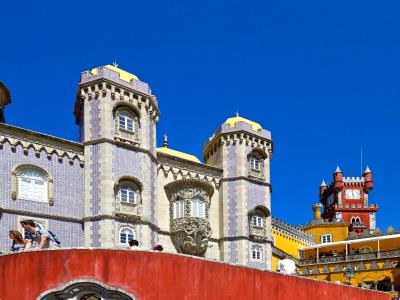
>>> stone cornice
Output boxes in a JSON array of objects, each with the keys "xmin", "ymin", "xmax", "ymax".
[
  {"xmin": 0, "ymin": 124, "xmax": 84, "ymax": 166},
  {"xmin": 0, "ymin": 207, "xmax": 161, "ymax": 231},
  {"xmin": 158, "ymin": 158, "xmax": 222, "ymax": 188},
  {"xmin": 0, "ymin": 207, "xmax": 83, "ymax": 223},
  {"xmin": 203, "ymin": 130, "xmax": 273, "ymax": 161},
  {"xmin": 220, "ymin": 176, "xmax": 272, "ymax": 191},
  {"xmin": 83, "ymin": 138, "xmax": 158, "ymax": 163},
  {"xmin": 82, "ymin": 214, "xmax": 160, "ymax": 231},
  {"xmin": 157, "ymin": 152, "xmax": 222, "ymax": 174}
]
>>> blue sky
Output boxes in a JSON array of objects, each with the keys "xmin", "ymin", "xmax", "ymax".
[{"xmin": 1, "ymin": 1, "xmax": 399, "ymax": 231}]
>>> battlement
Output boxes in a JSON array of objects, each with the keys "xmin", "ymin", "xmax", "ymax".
[
  {"xmin": 342, "ymin": 176, "xmax": 365, "ymax": 184},
  {"xmin": 272, "ymin": 217, "xmax": 315, "ymax": 244},
  {"xmin": 80, "ymin": 65, "xmax": 153, "ymax": 96}
]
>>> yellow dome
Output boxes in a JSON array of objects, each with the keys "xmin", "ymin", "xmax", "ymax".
[
  {"xmin": 224, "ymin": 116, "xmax": 262, "ymax": 131},
  {"xmin": 157, "ymin": 147, "xmax": 201, "ymax": 163},
  {"xmin": 91, "ymin": 65, "xmax": 139, "ymax": 82}
]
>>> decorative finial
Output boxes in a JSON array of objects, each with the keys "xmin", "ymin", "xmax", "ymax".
[
  {"xmin": 235, "ymin": 110, "xmax": 239, "ymax": 117},
  {"xmin": 163, "ymin": 134, "xmax": 169, "ymax": 148},
  {"xmin": 320, "ymin": 180, "xmax": 327, "ymax": 187},
  {"xmin": 334, "ymin": 165, "xmax": 342, "ymax": 173},
  {"xmin": 112, "ymin": 59, "xmax": 118, "ymax": 68}
]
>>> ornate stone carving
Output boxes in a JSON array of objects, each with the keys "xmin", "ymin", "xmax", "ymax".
[
  {"xmin": 164, "ymin": 179, "xmax": 214, "ymax": 256},
  {"xmin": 39, "ymin": 279, "xmax": 135, "ymax": 300},
  {"xmin": 171, "ymin": 217, "xmax": 212, "ymax": 256}
]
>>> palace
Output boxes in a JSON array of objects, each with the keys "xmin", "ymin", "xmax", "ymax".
[
  {"xmin": 0, "ymin": 65, "xmax": 273, "ymax": 269},
  {"xmin": 270, "ymin": 167, "xmax": 400, "ymax": 297},
  {"xmin": 0, "ymin": 65, "xmax": 398, "ymax": 299}
]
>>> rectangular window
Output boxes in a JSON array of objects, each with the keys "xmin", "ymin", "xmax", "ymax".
[
  {"xmin": 120, "ymin": 190, "xmax": 128, "ymax": 202},
  {"xmin": 191, "ymin": 199, "xmax": 205, "ymax": 218},
  {"xmin": 119, "ymin": 116, "xmax": 126, "ymax": 130},
  {"xmin": 250, "ymin": 157, "xmax": 261, "ymax": 171},
  {"xmin": 19, "ymin": 178, "xmax": 46, "ymax": 201},
  {"xmin": 173, "ymin": 201, "xmax": 185, "ymax": 219},
  {"xmin": 251, "ymin": 216, "xmax": 263, "ymax": 227},
  {"xmin": 119, "ymin": 115, "xmax": 134, "ymax": 132},
  {"xmin": 127, "ymin": 118, "xmax": 133, "ymax": 131},
  {"xmin": 320, "ymin": 234, "xmax": 333, "ymax": 244},
  {"xmin": 251, "ymin": 249, "xmax": 262, "ymax": 261}
]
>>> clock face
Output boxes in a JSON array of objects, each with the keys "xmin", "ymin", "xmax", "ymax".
[{"xmin": 345, "ymin": 189, "xmax": 361, "ymax": 199}]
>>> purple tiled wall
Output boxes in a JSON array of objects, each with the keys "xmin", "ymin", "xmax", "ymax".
[{"xmin": 0, "ymin": 143, "xmax": 84, "ymax": 252}]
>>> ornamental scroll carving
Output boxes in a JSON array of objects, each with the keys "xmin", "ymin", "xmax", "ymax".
[{"xmin": 164, "ymin": 179, "xmax": 214, "ymax": 257}]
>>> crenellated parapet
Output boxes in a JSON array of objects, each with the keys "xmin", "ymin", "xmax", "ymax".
[
  {"xmin": 74, "ymin": 65, "xmax": 159, "ymax": 126},
  {"xmin": 0, "ymin": 123, "xmax": 84, "ymax": 166},
  {"xmin": 272, "ymin": 217, "xmax": 315, "ymax": 245}
]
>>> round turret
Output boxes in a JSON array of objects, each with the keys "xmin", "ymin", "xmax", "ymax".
[
  {"xmin": 319, "ymin": 180, "xmax": 327, "ymax": 199},
  {"xmin": 312, "ymin": 203, "xmax": 323, "ymax": 220},
  {"xmin": 333, "ymin": 165, "xmax": 343, "ymax": 190},
  {"xmin": 363, "ymin": 166, "xmax": 373, "ymax": 191}
]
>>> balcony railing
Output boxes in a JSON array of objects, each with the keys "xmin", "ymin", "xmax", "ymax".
[{"xmin": 299, "ymin": 249, "xmax": 400, "ymax": 266}]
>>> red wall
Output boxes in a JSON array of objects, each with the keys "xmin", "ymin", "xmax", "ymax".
[{"xmin": 0, "ymin": 249, "xmax": 390, "ymax": 300}]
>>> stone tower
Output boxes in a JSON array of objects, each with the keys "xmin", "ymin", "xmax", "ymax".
[
  {"xmin": 319, "ymin": 166, "xmax": 378, "ymax": 235},
  {"xmin": 74, "ymin": 65, "xmax": 159, "ymax": 248},
  {"xmin": 203, "ymin": 116, "xmax": 273, "ymax": 269}
]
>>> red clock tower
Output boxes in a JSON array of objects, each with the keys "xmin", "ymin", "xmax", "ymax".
[{"xmin": 319, "ymin": 166, "xmax": 378, "ymax": 235}]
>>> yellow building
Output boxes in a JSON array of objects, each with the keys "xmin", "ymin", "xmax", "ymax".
[
  {"xmin": 273, "ymin": 167, "xmax": 400, "ymax": 298},
  {"xmin": 298, "ymin": 234, "xmax": 400, "ymax": 295},
  {"xmin": 271, "ymin": 217, "xmax": 314, "ymax": 271}
]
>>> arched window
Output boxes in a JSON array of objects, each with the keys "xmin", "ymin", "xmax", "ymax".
[
  {"xmin": 114, "ymin": 105, "xmax": 139, "ymax": 143},
  {"xmin": 247, "ymin": 148, "xmax": 267, "ymax": 179},
  {"xmin": 190, "ymin": 198, "xmax": 205, "ymax": 218},
  {"xmin": 114, "ymin": 177, "xmax": 142, "ymax": 218},
  {"xmin": 118, "ymin": 185, "xmax": 137, "ymax": 204},
  {"xmin": 11, "ymin": 165, "xmax": 53, "ymax": 205},
  {"xmin": 119, "ymin": 227, "xmax": 135, "ymax": 246}
]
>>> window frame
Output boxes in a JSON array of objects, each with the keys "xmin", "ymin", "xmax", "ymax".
[
  {"xmin": 173, "ymin": 200, "xmax": 185, "ymax": 219},
  {"xmin": 250, "ymin": 245, "xmax": 263, "ymax": 262},
  {"xmin": 320, "ymin": 234, "xmax": 333, "ymax": 244},
  {"xmin": 119, "ymin": 227, "xmax": 135, "ymax": 246},
  {"xmin": 118, "ymin": 185, "xmax": 137, "ymax": 205},
  {"xmin": 18, "ymin": 170, "xmax": 48, "ymax": 202},
  {"xmin": 12, "ymin": 165, "xmax": 53, "ymax": 205},
  {"xmin": 251, "ymin": 215, "xmax": 263, "ymax": 228},
  {"xmin": 250, "ymin": 157, "xmax": 261, "ymax": 171},
  {"xmin": 118, "ymin": 114, "xmax": 134, "ymax": 133},
  {"xmin": 190, "ymin": 198, "xmax": 206, "ymax": 218}
]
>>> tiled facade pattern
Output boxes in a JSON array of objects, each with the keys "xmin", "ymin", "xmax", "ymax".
[{"xmin": 0, "ymin": 143, "xmax": 84, "ymax": 251}]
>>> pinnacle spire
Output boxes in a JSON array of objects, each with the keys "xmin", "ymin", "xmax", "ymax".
[
  {"xmin": 334, "ymin": 165, "xmax": 342, "ymax": 173},
  {"xmin": 363, "ymin": 165, "xmax": 371, "ymax": 174},
  {"xmin": 163, "ymin": 134, "xmax": 169, "ymax": 148},
  {"xmin": 320, "ymin": 180, "xmax": 327, "ymax": 187}
]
